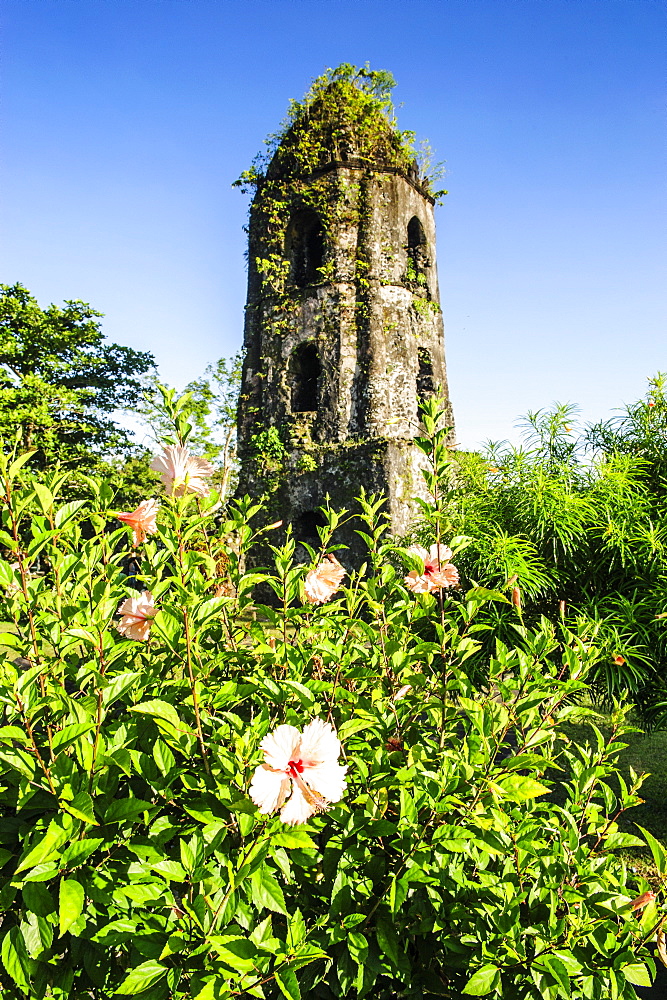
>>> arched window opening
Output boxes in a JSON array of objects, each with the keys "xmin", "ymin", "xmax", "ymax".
[
  {"xmin": 406, "ymin": 216, "xmax": 429, "ymax": 288},
  {"xmin": 407, "ymin": 216, "xmax": 426, "ymax": 251},
  {"xmin": 417, "ymin": 348, "xmax": 435, "ymax": 404},
  {"xmin": 294, "ymin": 510, "xmax": 327, "ymax": 548},
  {"xmin": 286, "ymin": 210, "xmax": 324, "ymax": 288},
  {"xmin": 290, "ymin": 342, "xmax": 321, "ymax": 412}
]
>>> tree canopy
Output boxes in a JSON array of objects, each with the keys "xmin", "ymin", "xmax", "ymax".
[{"xmin": 0, "ymin": 283, "xmax": 155, "ymax": 469}]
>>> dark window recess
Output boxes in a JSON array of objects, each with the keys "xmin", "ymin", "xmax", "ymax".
[
  {"xmin": 294, "ymin": 510, "xmax": 327, "ymax": 548},
  {"xmin": 287, "ymin": 210, "xmax": 324, "ymax": 287},
  {"xmin": 406, "ymin": 216, "xmax": 428, "ymax": 287},
  {"xmin": 417, "ymin": 348, "xmax": 435, "ymax": 403},
  {"xmin": 290, "ymin": 342, "xmax": 321, "ymax": 412}
]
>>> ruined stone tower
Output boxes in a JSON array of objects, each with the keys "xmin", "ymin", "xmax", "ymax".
[{"xmin": 237, "ymin": 66, "xmax": 454, "ymax": 559}]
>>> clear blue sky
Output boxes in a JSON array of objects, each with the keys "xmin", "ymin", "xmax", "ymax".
[{"xmin": 2, "ymin": 0, "xmax": 665, "ymax": 449}]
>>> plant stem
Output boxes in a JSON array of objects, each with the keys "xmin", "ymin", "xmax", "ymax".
[{"xmin": 183, "ymin": 608, "xmax": 210, "ymax": 775}]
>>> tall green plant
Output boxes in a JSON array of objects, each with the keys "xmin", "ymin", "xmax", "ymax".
[{"xmin": 436, "ymin": 379, "xmax": 667, "ymax": 722}]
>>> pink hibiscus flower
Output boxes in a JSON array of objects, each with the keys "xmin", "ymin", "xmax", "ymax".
[
  {"xmin": 116, "ymin": 498, "xmax": 159, "ymax": 545},
  {"xmin": 150, "ymin": 446, "xmax": 214, "ymax": 497},
  {"xmin": 404, "ymin": 543, "xmax": 459, "ymax": 593},
  {"xmin": 249, "ymin": 719, "xmax": 347, "ymax": 825},
  {"xmin": 304, "ymin": 554, "xmax": 346, "ymax": 604},
  {"xmin": 116, "ymin": 591, "xmax": 157, "ymax": 642}
]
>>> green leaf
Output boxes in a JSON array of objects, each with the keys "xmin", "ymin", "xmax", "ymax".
[
  {"xmin": 432, "ymin": 824, "xmax": 469, "ymax": 852},
  {"xmin": 0, "ymin": 528, "xmax": 17, "ymax": 551},
  {"xmin": 16, "ymin": 816, "xmax": 71, "ymax": 873},
  {"xmin": 22, "ymin": 882, "xmax": 56, "ymax": 916},
  {"xmin": 151, "ymin": 860, "xmax": 187, "ymax": 882},
  {"xmin": 287, "ymin": 908, "xmax": 306, "ymax": 950},
  {"xmin": 130, "ymin": 699, "xmax": 181, "ymax": 726},
  {"xmin": 462, "ymin": 964, "xmax": 500, "ymax": 995},
  {"xmin": 544, "ymin": 956, "xmax": 570, "ymax": 994},
  {"xmin": 0, "ymin": 745, "xmax": 38, "ymax": 782},
  {"xmin": 282, "ymin": 680, "xmax": 315, "ymax": 707},
  {"xmin": 0, "ymin": 631, "xmax": 24, "ymax": 651},
  {"xmin": 65, "ymin": 627, "xmax": 98, "ymax": 646},
  {"xmin": 115, "ymin": 959, "xmax": 167, "ymax": 994},
  {"xmin": 237, "ymin": 573, "xmax": 269, "ymax": 597},
  {"xmin": 0, "ymin": 724, "xmax": 28, "ymax": 744},
  {"xmin": 250, "ymin": 867, "xmax": 288, "ymax": 915},
  {"xmin": 32, "ymin": 482, "xmax": 54, "ymax": 513},
  {"xmin": 337, "ymin": 716, "xmax": 378, "ymax": 739},
  {"xmin": 604, "ymin": 831, "xmax": 645, "ymax": 850},
  {"xmin": 60, "ymin": 837, "xmax": 104, "ymax": 870},
  {"xmin": 1, "ymin": 925, "xmax": 31, "ymax": 991},
  {"xmin": 376, "ymin": 917, "xmax": 401, "ymax": 968},
  {"xmin": 388, "ymin": 874, "xmax": 407, "ymax": 913},
  {"xmin": 272, "ymin": 829, "xmax": 316, "ymax": 850},
  {"xmin": 0, "ymin": 560, "xmax": 18, "ymax": 589},
  {"xmin": 105, "ymin": 798, "xmax": 152, "ymax": 824},
  {"xmin": 153, "ymin": 610, "xmax": 182, "ymax": 645},
  {"xmin": 275, "ymin": 967, "xmax": 300, "ymax": 1000},
  {"xmin": 92, "ymin": 918, "xmax": 137, "ymax": 946},
  {"xmin": 496, "ymin": 775, "xmax": 550, "ymax": 802},
  {"xmin": 551, "ymin": 950, "xmax": 583, "ymax": 975},
  {"xmin": 191, "ymin": 983, "xmax": 219, "ymax": 1000},
  {"xmin": 208, "ymin": 933, "xmax": 258, "ymax": 972},
  {"xmin": 348, "ymin": 930, "xmax": 368, "ymax": 964},
  {"xmin": 623, "ymin": 963, "xmax": 652, "ymax": 987},
  {"xmin": 52, "ymin": 723, "xmax": 94, "ymax": 754},
  {"xmin": 184, "ymin": 798, "xmax": 230, "ymax": 825},
  {"xmin": 61, "ymin": 790, "xmax": 97, "ymax": 826},
  {"xmin": 399, "ymin": 787, "xmax": 418, "ymax": 826},
  {"xmin": 19, "ymin": 862, "xmax": 60, "ymax": 883},
  {"xmin": 102, "ymin": 671, "xmax": 142, "ymax": 707},
  {"xmin": 637, "ymin": 825, "xmax": 667, "ymax": 875},
  {"xmin": 54, "ymin": 500, "xmax": 87, "ymax": 528},
  {"xmin": 59, "ymin": 878, "xmax": 84, "ymax": 936},
  {"xmin": 22, "ymin": 908, "xmax": 54, "ymax": 959},
  {"xmin": 8, "ymin": 450, "xmax": 37, "ymax": 481},
  {"xmin": 193, "ymin": 595, "xmax": 233, "ymax": 623},
  {"xmin": 153, "ymin": 739, "xmax": 175, "ymax": 776},
  {"xmin": 250, "ymin": 915, "xmax": 275, "ymax": 950}
]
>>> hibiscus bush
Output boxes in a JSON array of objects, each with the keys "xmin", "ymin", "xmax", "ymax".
[{"xmin": 0, "ymin": 397, "xmax": 665, "ymax": 999}]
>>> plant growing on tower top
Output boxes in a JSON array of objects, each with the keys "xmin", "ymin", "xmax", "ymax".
[{"xmin": 234, "ymin": 63, "xmax": 423, "ymax": 190}]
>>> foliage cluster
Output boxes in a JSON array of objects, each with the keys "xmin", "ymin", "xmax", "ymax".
[
  {"xmin": 141, "ymin": 357, "xmax": 244, "ymax": 502},
  {"xmin": 0, "ymin": 284, "xmax": 155, "ymax": 475},
  {"xmin": 0, "ymin": 397, "xmax": 664, "ymax": 999},
  {"xmin": 438, "ymin": 376, "xmax": 667, "ymax": 724},
  {"xmin": 0, "ymin": 282, "xmax": 245, "ymax": 512},
  {"xmin": 234, "ymin": 64, "xmax": 417, "ymax": 193}
]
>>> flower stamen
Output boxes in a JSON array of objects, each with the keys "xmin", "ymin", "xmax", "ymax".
[{"xmin": 291, "ymin": 769, "xmax": 330, "ymax": 813}]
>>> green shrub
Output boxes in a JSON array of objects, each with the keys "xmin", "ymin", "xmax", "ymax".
[
  {"xmin": 437, "ymin": 378, "xmax": 667, "ymax": 723},
  {"xmin": 0, "ymin": 402, "xmax": 664, "ymax": 999}
]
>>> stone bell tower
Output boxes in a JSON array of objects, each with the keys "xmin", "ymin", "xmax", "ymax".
[{"xmin": 237, "ymin": 66, "xmax": 454, "ymax": 559}]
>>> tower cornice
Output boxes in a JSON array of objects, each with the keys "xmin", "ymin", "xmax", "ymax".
[{"xmin": 260, "ymin": 158, "xmax": 435, "ymax": 206}]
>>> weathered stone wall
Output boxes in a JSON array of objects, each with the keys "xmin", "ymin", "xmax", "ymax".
[{"xmin": 237, "ymin": 152, "xmax": 454, "ymax": 561}]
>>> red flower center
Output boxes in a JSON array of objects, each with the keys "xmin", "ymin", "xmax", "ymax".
[{"xmin": 288, "ymin": 759, "xmax": 305, "ymax": 775}]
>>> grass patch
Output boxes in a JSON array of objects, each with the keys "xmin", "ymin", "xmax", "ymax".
[
  {"xmin": 615, "ymin": 726, "xmax": 667, "ymax": 846},
  {"xmin": 558, "ymin": 718, "xmax": 667, "ymax": 888}
]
